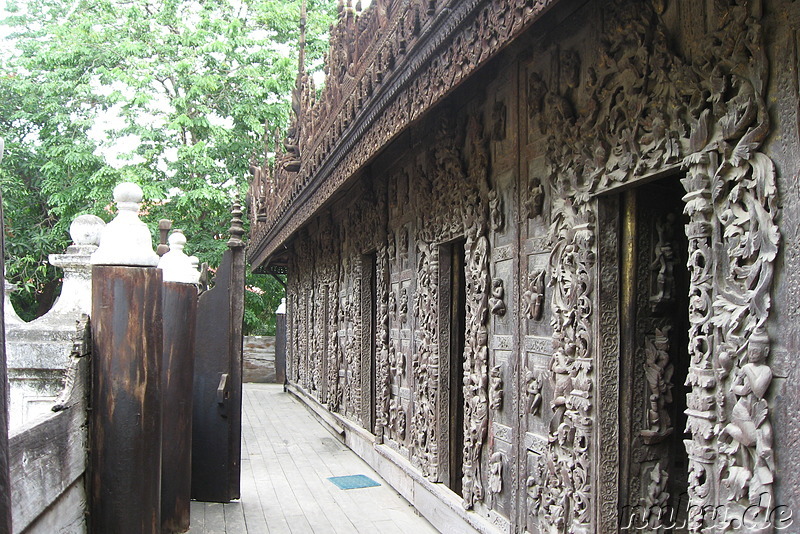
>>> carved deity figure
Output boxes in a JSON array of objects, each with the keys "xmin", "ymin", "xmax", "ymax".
[
  {"xmin": 525, "ymin": 369, "xmax": 543, "ymax": 416},
  {"xmin": 526, "ymin": 177, "xmax": 545, "ymax": 219},
  {"xmin": 559, "ymin": 49, "xmax": 581, "ymax": 90},
  {"xmin": 488, "ymin": 452, "xmax": 503, "ymax": 501},
  {"xmin": 389, "ymin": 397, "xmax": 406, "ymax": 441},
  {"xmin": 282, "ymin": 124, "xmax": 301, "ymax": 173},
  {"xmin": 492, "ymin": 101, "xmax": 507, "ymax": 141},
  {"xmin": 387, "ymin": 231, "xmax": 397, "ymax": 262},
  {"xmin": 488, "ymin": 277, "xmax": 506, "ymax": 316},
  {"xmin": 641, "ymin": 464, "xmax": 670, "ymax": 530},
  {"xmin": 649, "ymin": 214, "xmax": 677, "ymax": 313},
  {"xmin": 489, "ymin": 364, "xmax": 503, "ymax": 410},
  {"xmin": 527, "ymin": 72, "xmax": 547, "ymax": 121},
  {"xmin": 488, "ymin": 189, "xmax": 504, "ymax": 231},
  {"xmin": 641, "ymin": 327, "xmax": 674, "ymax": 444},
  {"xmin": 523, "ymin": 269, "xmax": 545, "ymax": 321},
  {"xmin": 398, "ymin": 226, "xmax": 409, "ymax": 266},
  {"xmin": 398, "ymin": 287, "xmax": 409, "ymax": 325},
  {"xmin": 721, "ymin": 328, "xmax": 774, "ymax": 517}
]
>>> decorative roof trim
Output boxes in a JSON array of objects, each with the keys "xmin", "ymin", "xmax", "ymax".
[{"xmin": 248, "ymin": 0, "xmax": 558, "ymax": 267}]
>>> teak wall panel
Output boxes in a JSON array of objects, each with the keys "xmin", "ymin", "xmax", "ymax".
[{"xmin": 279, "ymin": 0, "xmax": 800, "ymax": 530}]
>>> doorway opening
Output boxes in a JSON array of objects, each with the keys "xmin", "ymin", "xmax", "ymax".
[
  {"xmin": 619, "ymin": 177, "xmax": 690, "ymax": 532},
  {"xmin": 447, "ymin": 239, "xmax": 467, "ymax": 496},
  {"xmin": 368, "ymin": 253, "xmax": 378, "ymax": 433},
  {"xmin": 361, "ymin": 253, "xmax": 378, "ymax": 433}
]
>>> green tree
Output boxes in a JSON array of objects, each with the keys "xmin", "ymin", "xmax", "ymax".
[{"xmin": 0, "ymin": 0, "xmax": 335, "ymax": 331}]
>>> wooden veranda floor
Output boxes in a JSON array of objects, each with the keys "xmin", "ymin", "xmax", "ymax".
[{"xmin": 188, "ymin": 384, "xmax": 437, "ymax": 534}]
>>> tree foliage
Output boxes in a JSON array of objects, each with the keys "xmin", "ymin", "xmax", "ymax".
[{"xmin": 0, "ymin": 0, "xmax": 335, "ymax": 331}]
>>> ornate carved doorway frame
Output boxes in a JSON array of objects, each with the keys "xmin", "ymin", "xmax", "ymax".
[
  {"xmin": 596, "ymin": 176, "xmax": 693, "ymax": 533},
  {"xmin": 528, "ymin": 3, "xmax": 780, "ymax": 532}
]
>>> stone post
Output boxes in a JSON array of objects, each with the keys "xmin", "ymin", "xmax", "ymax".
[
  {"xmin": 45, "ymin": 214, "xmax": 105, "ymax": 320},
  {"xmin": 5, "ymin": 213, "xmax": 104, "ymax": 430},
  {"xmin": 275, "ymin": 297, "xmax": 287, "ymax": 387},
  {"xmin": 90, "ymin": 182, "xmax": 163, "ymax": 534},
  {"xmin": 157, "ymin": 230, "xmax": 199, "ymax": 534}
]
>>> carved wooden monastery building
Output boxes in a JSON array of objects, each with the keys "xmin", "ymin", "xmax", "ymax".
[{"xmin": 247, "ymin": 0, "xmax": 800, "ymax": 531}]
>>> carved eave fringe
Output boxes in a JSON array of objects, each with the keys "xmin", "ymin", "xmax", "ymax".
[{"xmin": 246, "ymin": 0, "xmax": 559, "ymax": 269}]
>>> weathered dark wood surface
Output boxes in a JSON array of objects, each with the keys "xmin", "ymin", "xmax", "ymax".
[
  {"xmin": 191, "ymin": 244, "xmax": 244, "ymax": 503},
  {"xmin": 91, "ymin": 265, "xmax": 163, "ymax": 533},
  {"xmin": 161, "ymin": 282, "xmax": 197, "ymax": 533}
]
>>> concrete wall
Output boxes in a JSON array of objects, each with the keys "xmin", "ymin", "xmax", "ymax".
[
  {"xmin": 243, "ymin": 335, "xmax": 276, "ymax": 383},
  {"xmin": 9, "ymin": 320, "xmax": 89, "ymax": 534}
]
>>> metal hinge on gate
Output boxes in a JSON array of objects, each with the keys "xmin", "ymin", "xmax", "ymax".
[{"xmin": 217, "ymin": 373, "xmax": 230, "ymax": 418}]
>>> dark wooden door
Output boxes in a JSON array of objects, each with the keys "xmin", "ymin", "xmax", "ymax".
[{"xmin": 191, "ymin": 239, "xmax": 245, "ymax": 503}]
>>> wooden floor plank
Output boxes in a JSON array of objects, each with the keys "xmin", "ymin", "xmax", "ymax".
[{"xmin": 186, "ymin": 384, "xmax": 437, "ymax": 533}]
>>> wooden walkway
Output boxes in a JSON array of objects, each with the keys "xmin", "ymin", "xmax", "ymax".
[{"xmin": 188, "ymin": 384, "xmax": 438, "ymax": 534}]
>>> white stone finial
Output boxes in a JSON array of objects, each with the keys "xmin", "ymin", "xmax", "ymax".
[
  {"xmin": 276, "ymin": 297, "xmax": 287, "ymax": 314},
  {"xmin": 157, "ymin": 229, "xmax": 201, "ymax": 284},
  {"xmin": 46, "ymin": 213, "xmax": 106, "ymax": 320},
  {"xmin": 70, "ymin": 214, "xmax": 104, "ymax": 246},
  {"xmin": 91, "ymin": 182, "xmax": 159, "ymax": 267},
  {"xmin": 3, "ymin": 280, "xmax": 23, "ymax": 325}
]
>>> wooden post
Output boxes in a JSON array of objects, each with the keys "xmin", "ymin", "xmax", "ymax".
[
  {"xmin": 90, "ymin": 183, "xmax": 163, "ymax": 533},
  {"xmin": 91, "ymin": 266, "xmax": 163, "ymax": 533},
  {"xmin": 158, "ymin": 230, "xmax": 199, "ymax": 533},
  {"xmin": 0, "ymin": 138, "xmax": 14, "ymax": 532}
]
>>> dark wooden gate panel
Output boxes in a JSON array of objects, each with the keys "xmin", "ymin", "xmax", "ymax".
[
  {"xmin": 191, "ymin": 209, "xmax": 245, "ymax": 503},
  {"xmin": 161, "ymin": 281, "xmax": 197, "ymax": 532}
]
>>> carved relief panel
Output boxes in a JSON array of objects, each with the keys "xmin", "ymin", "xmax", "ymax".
[
  {"xmin": 484, "ymin": 64, "xmax": 520, "ymax": 525},
  {"xmin": 522, "ymin": 1, "xmax": 781, "ymax": 532}
]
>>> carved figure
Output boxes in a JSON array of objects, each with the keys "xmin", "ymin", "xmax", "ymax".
[
  {"xmin": 525, "ymin": 368, "xmax": 543, "ymax": 416},
  {"xmin": 492, "ymin": 101, "xmax": 506, "ymax": 141},
  {"xmin": 641, "ymin": 327, "xmax": 674, "ymax": 444},
  {"xmin": 398, "ymin": 226, "xmax": 409, "ymax": 266},
  {"xmin": 527, "ymin": 72, "xmax": 547, "ymax": 120},
  {"xmin": 720, "ymin": 328, "xmax": 774, "ymax": 513},
  {"xmin": 526, "ymin": 177, "xmax": 545, "ymax": 219},
  {"xmin": 488, "ymin": 277, "xmax": 506, "ymax": 316},
  {"xmin": 389, "ymin": 397, "xmax": 406, "ymax": 441},
  {"xmin": 398, "ymin": 287, "xmax": 408, "ymax": 325},
  {"xmin": 641, "ymin": 464, "xmax": 670, "ymax": 530},
  {"xmin": 522, "ymin": 269, "xmax": 545, "ymax": 321},
  {"xmin": 388, "ymin": 289, "xmax": 397, "ymax": 322},
  {"xmin": 559, "ymin": 49, "xmax": 580, "ymax": 90},
  {"xmin": 649, "ymin": 213, "xmax": 677, "ymax": 313},
  {"xmin": 489, "ymin": 364, "xmax": 503, "ymax": 410},
  {"xmin": 387, "ymin": 230, "xmax": 397, "ymax": 262},
  {"xmin": 488, "ymin": 189, "xmax": 504, "ymax": 231},
  {"xmin": 488, "ymin": 452, "xmax": 503, "ymax": 500}
]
